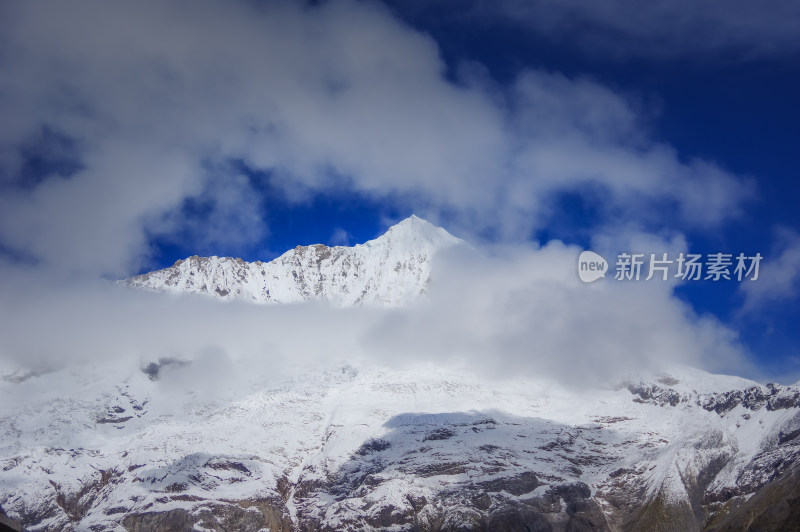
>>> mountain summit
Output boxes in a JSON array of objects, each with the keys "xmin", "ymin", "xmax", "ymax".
[{"xmin": 124, "ymin": 216, "xmax": 463, "ymax": 306}]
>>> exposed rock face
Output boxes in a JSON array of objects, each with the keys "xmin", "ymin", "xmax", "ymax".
[
  {"xmin": 123, "ymin": 215, "xmax": 463, "ymax": 306},
  {"xmin": 121, "ymin": 499, "xmax": 292, "ymax": 532},
  {"xmin": 0, "ymin": 508, "xmax": 24, "ymax": 532},
  {"xmin": 703, "ymin": 463, "xmax": 800, "ymax": 531},
  {"xmin": 627, "ymin": 381, "xmax": 800, "ymax": 414}
]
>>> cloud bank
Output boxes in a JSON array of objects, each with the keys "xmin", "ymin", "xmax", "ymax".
[
  {"xmin": 0, "ymin": 240, "xmax": 753, "ymax": 403},
  {"xmin": 0, "ymin": 0, "xmax": 752, "ymax": 278}
]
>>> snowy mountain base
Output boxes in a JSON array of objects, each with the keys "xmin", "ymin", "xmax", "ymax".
[{"xmin": 1, "ymin": 362, "xmax": 799, "ymax": 531}]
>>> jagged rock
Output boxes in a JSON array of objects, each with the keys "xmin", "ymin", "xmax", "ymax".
[
  {"xmin": 628, "ymin": 380, "xmax": 800, "ymax": 416},
  {"xmin": 122, "ymin": 499, "xmax": 292, "ymax": 532},
  {"xmin": 476, "ymin": 472, "xmax": 541, "ymax": 496},
  {"xmin": 355, "ymin": 439, "xmax": 391, "ymax": 456},
  {"xmin": 703, "ymin": 464, "xmax": 800, "ymax": 531}
]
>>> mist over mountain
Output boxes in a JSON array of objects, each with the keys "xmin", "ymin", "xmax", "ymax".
[{"xmin": 1, "ymin": 218, "xmax": 798, "ymax": 531}]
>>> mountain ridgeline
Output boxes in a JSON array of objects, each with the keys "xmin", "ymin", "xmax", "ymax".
[{"xmin": 124, "ymin": 215, "xmax": 463, "ymax": 306}]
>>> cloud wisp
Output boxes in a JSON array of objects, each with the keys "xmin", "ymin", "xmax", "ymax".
[
  {"xmin": 390, "ymin": 0, "xmax": 800, "ymax": 60},
  {"xmin": 739, "ymin": 228, "xmax": 800, "ymax": 313}
]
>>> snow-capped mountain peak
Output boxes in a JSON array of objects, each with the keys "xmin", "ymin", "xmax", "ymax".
[
  {"xmin": 123, "ymin": 216, "xmax": 463, "ymax": 306},
  {"xmin": 364, "ymin": 214, "xmax": 456, "ymax": 246}
]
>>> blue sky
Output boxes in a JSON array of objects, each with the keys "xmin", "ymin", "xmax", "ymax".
[{"xmin": 0, "ymin": 0, "xmax": 799, "ymax": 381}]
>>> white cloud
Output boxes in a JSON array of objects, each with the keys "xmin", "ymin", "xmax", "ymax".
[
  {"xmin": 0, "ymin": 0, "xmax": 753, "ymax": 277},
  {"xmin": 740, "ymin": 228, "xmax": 800, "ymax": 312},
  {"xmin": 329, "ymin": 227, "xmax": 352, "ymax": 246},
  {"xmin": 365, "ymin": 241, "xmax": 751, "ymax": 384}
]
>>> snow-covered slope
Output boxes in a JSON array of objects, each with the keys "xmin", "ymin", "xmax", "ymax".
[
  {"xmin": 1, "ymin": 360, "xmax": 799, "ymax": 531},
  {"xmin": 124, "ymin": 215, "xmax": 463, "ymax": 306}
]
